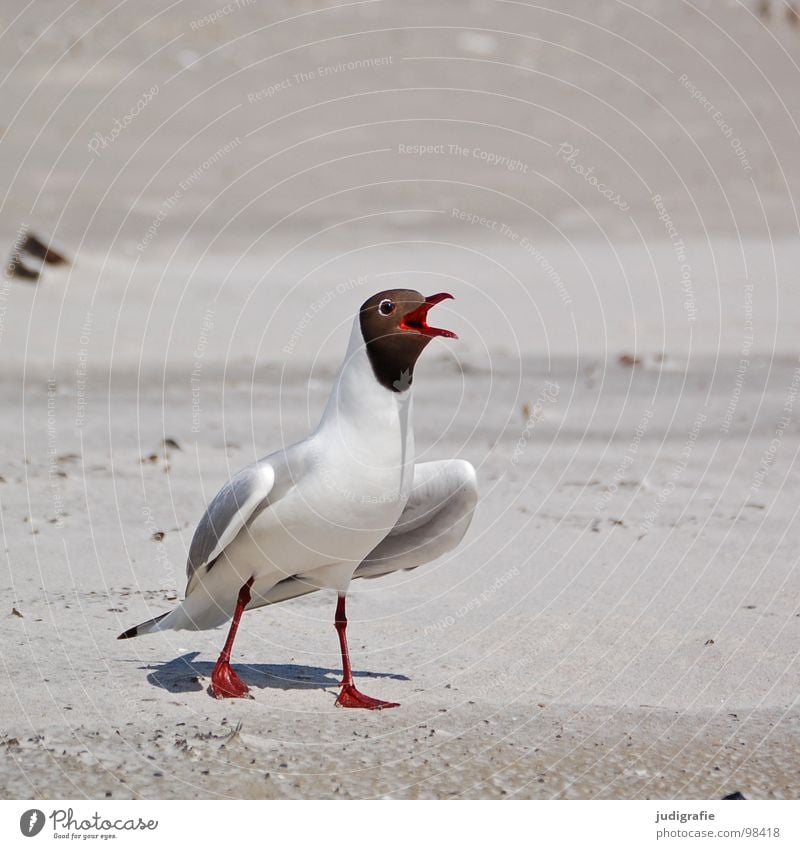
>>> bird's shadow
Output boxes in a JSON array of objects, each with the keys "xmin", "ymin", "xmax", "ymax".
[{"xmin": 141, "ymin": 652, "xmax": 409, "ymax": 694}]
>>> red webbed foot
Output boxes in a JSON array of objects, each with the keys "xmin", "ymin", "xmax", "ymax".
[
  {"xmin": 336, "ymin": 683, "xmax": 399, "ymax": 710},
  {"xmin": 210, "ymin": 660, "xmax": 252, "ymax": 699}
]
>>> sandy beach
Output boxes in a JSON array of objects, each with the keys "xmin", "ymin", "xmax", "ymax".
[{"xmin": 2, "ymin": 0, "xmax": 800, "ymax": 799}]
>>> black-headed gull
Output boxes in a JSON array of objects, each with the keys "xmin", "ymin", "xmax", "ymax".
[{"xmin": 120, "ymin": 290, "xmax": 478, "ymax": 709}]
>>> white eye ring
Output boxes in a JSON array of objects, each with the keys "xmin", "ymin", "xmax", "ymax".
[{"xmin": 378, "ymin": 299, "xmax": 395, "ymax": 316}]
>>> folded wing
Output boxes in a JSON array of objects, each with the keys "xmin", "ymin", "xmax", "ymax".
[
  {"xmin": 185, "ymin": 461, "xmax": 275, "ymax": 595},
  {"xmin": 119, "ymin": 461, "xmax": 276, "ymax": 637}
]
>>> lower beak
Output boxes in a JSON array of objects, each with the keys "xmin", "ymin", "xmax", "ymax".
[{"xmin": 399, "ymin": 292, "xmax": 458, "ymax": 339}]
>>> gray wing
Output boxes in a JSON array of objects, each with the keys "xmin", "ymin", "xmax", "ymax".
[
  {"xmin": 185, "ymin": 461, "xmax": 275, "ymax": 594},
  {"xmin": 256, "ymin": 459, "xmax": 477, "ymax": 604},
  {"xmin": 355, "ymin": 459, "xmax": 478, "ymax": 579}
]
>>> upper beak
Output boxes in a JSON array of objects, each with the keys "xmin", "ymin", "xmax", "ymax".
[{"xmin": 399, "ymin": 292, "xmax": 458, "ymax": 339}]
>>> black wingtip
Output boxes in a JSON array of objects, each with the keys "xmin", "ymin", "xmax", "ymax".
[{"xmin": 117, "ymin": 625, "xmax": 139, "ymax": 640}]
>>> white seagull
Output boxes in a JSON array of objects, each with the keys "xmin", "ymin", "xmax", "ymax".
[{"xmin": 120, "ymin": 290, "xmax": 478, "ymax": 709}]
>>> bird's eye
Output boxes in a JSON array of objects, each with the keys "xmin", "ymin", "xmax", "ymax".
[{"xmin": 378, "ymin": 299, "xmax": 395, "ymax": 316}]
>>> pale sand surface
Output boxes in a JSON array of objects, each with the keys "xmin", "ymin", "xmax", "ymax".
[
  {"xmin": 2, "ymin": 0, "xmax": 800, "ymax": 799},
  {"xmin": 1, "ymin": 356, "xmax": 799, "ymax": 798}
]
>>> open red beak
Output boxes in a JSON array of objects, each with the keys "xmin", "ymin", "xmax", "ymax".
[{"xmin": 399, "ymin": 292, "xmax": 458, "ymax": 339}]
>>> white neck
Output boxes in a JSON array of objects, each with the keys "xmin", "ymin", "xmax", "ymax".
[
  {"xmin": 319, "ymin": 317, "xmax": 412, "ymax": 425},
  {"xmin": 315, "ymin": 317, "xmax": 415, "ymax": 482}
]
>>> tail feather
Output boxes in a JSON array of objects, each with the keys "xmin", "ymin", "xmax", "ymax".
[{"xmin": 117, "ymin": 611, "xmax": 170, "ymax": 639}]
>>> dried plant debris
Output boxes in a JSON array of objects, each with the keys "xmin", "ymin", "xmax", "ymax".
[
  {"xmin": 5, "ymin": 253, "xmax": 39, "ymax": 282},
  {"xmin": 5, "ymin": 229, "xmax": 70, "ymax": 283},
  {"xmin": 21, "ymin": 233, "xmax": 68, "ymax": 265}
]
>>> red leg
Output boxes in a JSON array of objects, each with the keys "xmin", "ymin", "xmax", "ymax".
[
  {"xmin": 210, "ymin": 577, "xmax": 254, "ymax": 699},
  {"xmin": 334, "ymin": 593, "xmax": 399, "ymax": 710}
]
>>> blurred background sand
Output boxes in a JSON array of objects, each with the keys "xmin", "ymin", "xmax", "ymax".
[{"xmin": 1, "ymin": 0, "xmax": 800, "ymax": 799}]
